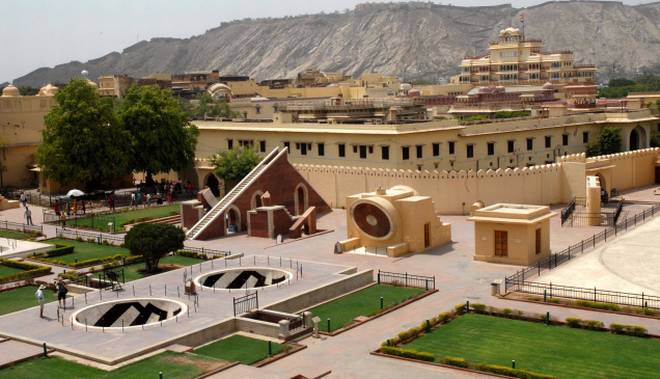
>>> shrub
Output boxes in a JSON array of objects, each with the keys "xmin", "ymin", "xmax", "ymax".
[
  {"xmin": 565, "ymin": 317, "xmax": 604, "ymax": 330},
  {"xmin": 397, "ymin": 326, "xmax": 423, "ymax": 342},
  {"xmin": 0, "ymin": 259, "xmax": 52, "ymax": 284},
  {"xmin": 438, "ymin": 311, "xmax": 452, "ymax": 323},
  {"xmin": 40, "ymin": 244, "xmax": 74, "ymax": 258},
  {"xmin": 379, "ymin": 346, "xmax": 434, "ymax": 362},
  {"xmin": 471, "ymin": 303, "xmax": 487, "ymax": 313},
  {"xmin": 59, "ymin": 271, "xmax": 81, "ymax": 281},
  {"xmin": 454, "ymin": 304, "xmax": 466, "ymax": 314},
  {"xmin": 610, "ymin": 323, "xmax": 648, "ymax": 337},
  {"xmin": 442, "ymin": 356, "xmax": 468, "ymax": 368},
  {"xmin": 176, "ymin": 250, "xmax": 209, "ymax": 260},
  {"xmin": 477, "ymin": 364, "xmax": 557, "ymax": 379},
  {"xmin": 575, "ymin": 300, "xmax": 620, "ymax": 312}
]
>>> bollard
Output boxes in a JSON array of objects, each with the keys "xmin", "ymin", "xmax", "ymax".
[
  {"xmin": 122, "ymin": 320, "xmax": 124, "ymax": 333},
  {"xmin": 84, "ymin": 292, "xmax": 87, "ymax": 304},
  {"xmin": 327, "ymin": 318, "xmax": 331, "ymax": 332},
  {"xmin": 543, "ymin": 289, "xmax": 547, "ymax": 302},
  {"xmin": 133, "ymin": 284, "xmax": 135, "ymax": 297},
  {"xmin": 43, "ymin": 342, "xmax": 48, "ymax": 357},
  {"xmin": 545, "ymin": 312, "xmax": 550, "ymax": 326},
  {"xmin": 268, "ymin": 340, "xmax": 273, "ymax": 357},
  {"xmin": 280, "ymin": 256, "xmax": 282, "ymax": 267},
  {"xmin": 165, "ymin": 284, "xmax": 167, "ymax": 296},
  {"xmin": 254, "ymin": 256, "xmax": 256, "ymax": 265},
  {"xmin": 380, "ymin": 296, "xmax": 384, "ymax": 310},
  {"xmin": 512, "ymin": 360, "xmax": 516, "ymax": 369},
  {"xmin": 466, "ymin": 300, "xmax": 470, "ymax": 312},
  {"xmin": 149, "ymin": 284, "xmax": 152, "ymax": 296},
  {"xmin": 85, "ymin": 319, "xmax": 88, "ymax": 332},
  {"xmin": 159, "ymin": 371, "xmax": 163, "ymax": 379}
]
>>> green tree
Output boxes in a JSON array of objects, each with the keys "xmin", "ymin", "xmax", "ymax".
[
  {"xmin": 119, "ymin": 85, "xmax": 198, "ymax": 185},
  {"xmin": 211, "ymin": 148, "xmax": 261, "ymax": 189},
  {"xmin": 124, "ymin": 224, "xmax": 185, "ymax": 273},
  {"xmin": 185, "ymin": 93, "xmax": 236, "ymax": 119},
  {"xmin": 591, "ymin": 126, "xmax": 622, "ymax": 156},
  {"xmin": 36, "ymin": 79, "xmax": 132, "ymax": 190}
]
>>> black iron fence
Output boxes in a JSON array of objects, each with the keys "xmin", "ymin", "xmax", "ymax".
[
  {"xmin": 233, "ymin": 292, "xmax": 259, "ymax": 316},
  {"xmin": 505, "ymin": 279, "xmax": 660, "ymax": 310},
  {"xmin": 506, "ymin": 204, "xmax": 660, "ymax": 284},
  {"xmin": 560, "ymin": 198, "xmax": 576, "ymax": 226},
  {"xmin": 377, "ymin": 270, "xmax": 435, "ymax": 290},
  {"xmin": 0, "ymin": 220, "xmax": 43, "ymax": 235},
  {"xmin": 75, "ymin": 267, "xmax": 126, "ymax": 290},
  {"xmin": 55, "ymin": 227, "xmax": 125, "ymax": 245},
  {"xmin": 180, "ymin": 246, "xmax": 231, "ymax": 259}
]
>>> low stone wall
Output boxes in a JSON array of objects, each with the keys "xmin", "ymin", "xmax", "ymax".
[{"xmin": 265, "ymin": 269, "xmax": 374, "ymax": 313}]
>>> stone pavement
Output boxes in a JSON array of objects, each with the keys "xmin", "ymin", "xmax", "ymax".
[{"xmin": 0, "ymin": 339, "xmax": 44, "ymax": 368}]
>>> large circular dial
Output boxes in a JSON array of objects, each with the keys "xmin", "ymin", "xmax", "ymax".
[{"xmin": 352, "ymin": 202, "xmax": 392, "ymax": 238}]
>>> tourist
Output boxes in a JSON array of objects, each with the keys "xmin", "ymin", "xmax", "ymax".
[
  {"xmin": 35, "ymin": 285, "xmax": 46, "ymax": 318},
  {"xmin": 146, "ymin": 193, "xmax": 151, "ymax": 207},
  {"xmin": 81, "ymin": 200, "xmax": 86, "ymax": 214},
  {"xmin": 108, "ymin": 193, "xmax": 115, "ymax": 212},
  {"xmin": 56, "ymin": 279, "xmax": 68, "ymax": 308},
  {"xmin": 19, "ymin": 192, "xmax": 27, "ymax": 207},
  {"xmin": 60, "ymin": 212, "xmax": 67, "ymax": 229},
  {"xmin": 72, "ymin": 199, "xmax": 78, "ymax": 216},
  {"xmin": 24, "ymin": 206, "xmax": 33, "ymax": 226},
  {"xmin": 130, "ymin": 192, "xmax": 136, "ymax": 209},
  {"xmin": 54, "ymin": 201, "xmax": 61, "ymax": 217}
]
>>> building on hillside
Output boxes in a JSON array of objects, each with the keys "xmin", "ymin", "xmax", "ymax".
[
  {"xmin": 98, "ymin": 75, "xmax": 134, "ymax": 98},
  {"xmin": 458, "ymin": 27, "xmax": 596, "ymax": 86}
]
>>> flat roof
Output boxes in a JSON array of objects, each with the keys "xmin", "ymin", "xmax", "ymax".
[{"xmin": 469, "ymin": 203, "xmax": 556, "ymax": 224}]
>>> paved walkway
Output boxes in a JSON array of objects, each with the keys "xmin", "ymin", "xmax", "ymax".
[{"xmin": 0, "ymin": 339, "xmax": 44, "ymax": 368}]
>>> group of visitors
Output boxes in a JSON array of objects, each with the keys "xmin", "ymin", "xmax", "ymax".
[
  {"xmin": 35, "ymin": 279, "xmax": 68, "ymax": 319},
  {"xmin": 53, "ymin": 198, "xmax": 86, "ymax": 217}
]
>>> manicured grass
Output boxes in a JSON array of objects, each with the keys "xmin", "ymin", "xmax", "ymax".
[
  {"xmin": 404, "ymin": 313, "xmax": 660, "ymax": 379},
  {"xmin": 0, "ymin": 285, "xmax": 56, "ymax": 316},
  {"xmin": 0, "ymin": 264, "xmax": 24, "ymax": 278},
  {"xmin": 0, "ymin": 351, "xmax": 225, "ymax": 379},
  {"xmin": 310, "ymin": 284, "xmax": 425, "ymax": 332},
  {"xmin": 71, "ymin": 205, "xmax": 179, "ymax": 233},
  {"xmin": 42, "ymin": 239, "xmax": 129, "ymax": 265},
  {"xmin": 95, "ymin": 255, "xmax": 205, "ymax": 282},
  {"xmin": 0, "ymin": 229, "xmax": 38, "ymax": 240},
  {"xmin": 194, "ymin": 335, "xmax": 284, "ymax": 365}
]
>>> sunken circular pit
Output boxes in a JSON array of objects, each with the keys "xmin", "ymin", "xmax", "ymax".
[
  {"xmin": 71, "ymin": 298, "xmax": 187, "ymax": 331},
  {"xmin": 195, "ymin": 267, "xmax": 292, "ymax": 290}
]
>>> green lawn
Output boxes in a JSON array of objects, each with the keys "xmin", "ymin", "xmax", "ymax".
[
  {"xmin": 194, "ymin": 335, "xmax": 284, "ymax": 365},
  {"xmin": 310, "ymin": 284, "xmax": 425, "ymax": 332},
  {"xmin": 70, "ymin": 205, "xmax": 179, "ymax": 233},
  {"xmin": 0, "ymin": 285, "xmax": 56, "ymax": 316},
  {"xmin": 95, "ymin": 255, "xmax": 205, "ymax": 282},
  {"xmin": 0, "ymin": 229, "xmax": 38, "ymax": 240},
  {"xmin": 0, "ymin": 264, "xmax": 24, "ymax": 279},
  {"xmin": 42, "ymin": 239, "xmax": 129, "ymax": 265},
  {"xmin": 404, "ymin": 313, "xmax": 660, "ymax": 379},
  {"xmin": 0, "ymin": 351, "xmax": 225, "ymax": 379}
]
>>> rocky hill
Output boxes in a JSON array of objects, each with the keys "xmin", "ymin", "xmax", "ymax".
[{"xmin": 13, "ymin": 1, "xmax": 660, "ymax": 87}]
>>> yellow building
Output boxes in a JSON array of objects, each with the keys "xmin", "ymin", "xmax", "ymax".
[
  {"xmin": 0, "ymin": 84, "xmax": 57, "ymax": 188},
  {"xmin": 469, "ymin": 203, "xmax": 555, "ymax": 265},
  {"xmin": 192, "ymin": 107, "xmax": 658, "ymax": 186},
  {"xmin": 98, "ymin": 75, "xmax": 133, "ymax": 98},
  {"xmin": 459, "ymin": 27, "xmax": 596, "ymax": 86}
]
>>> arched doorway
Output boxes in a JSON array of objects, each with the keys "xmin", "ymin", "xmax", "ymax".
[
  {"xmin": 629, "ymin": 126, "xmax": 647, "ymax": 151},
  {"xmin": 294, "ymin": 183, "xmax": 308, "ymax": 215},
  {"xmin": 225, "ymin": 206, "xmax": 241, "ymax": 234},
  {"xmin": 250, "ymin": 190, "xmax": 264, "ymax": 209},
  {"xmin": 596, "ymin": 173, "xmax": 609, "ymax": 202},
  {"xmin": 205, "ymin": 174, "xmax": 220, "ymax": 197}
]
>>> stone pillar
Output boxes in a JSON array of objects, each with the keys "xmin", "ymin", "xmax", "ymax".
[
  {"xmin": 278, "ymin": 319, "xmax": 290, "ymax": 339},
  {"xmin": 585, "ymin": 176, "xmax": 601, "ymax": 226}
]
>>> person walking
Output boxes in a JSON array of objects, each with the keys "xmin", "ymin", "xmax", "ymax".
[
  {"xmin": 130, "ymin": 193, "xmax": 136, "ymax": 209},
  {"xmin": 72, "ymin": 199, "xmax": 78, "ymax": 216},
  {"xmin": 35, "ymin": 285, "xmax": 46, "ymax": 318},
  {"xmin": 54, "ymin": 201, "xmax": 61, "ymax": 217},
  {"xmin": 19, "ymin": 192, "xmax": 27, "ymax": 207},
  {"xmin": 24, "ymin": 206, "xmax": 33, "ymax": 226},
  {"xmin": 56, "ymin": 279, "xmax": 68, "ymax": 308},
  {"xmin": 81, "ymin": 200, "xmax": 86, "ymax": 214},
  {"xmin": 59, "ymin": 212, "xmax": 67, "ymax": 229}
]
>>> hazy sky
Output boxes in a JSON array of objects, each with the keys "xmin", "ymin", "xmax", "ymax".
[{"xmin": 0, "ymin": 0, "xmax": 652, "ymax": 83}]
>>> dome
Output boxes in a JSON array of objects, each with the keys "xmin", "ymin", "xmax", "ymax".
[
  {"xmin": 500, "ymin": 27, "xmax": 520, "ymax": 36},
  {"xmin": 542, "ymin": 82, "xmax": 554, "ymax": 89},
  {"xmin": 86, "ymin": 80, "xmax": 98, "ymax": 89},
  {"xmin": 37, "ymin": 83, "xmax": 59, "ymax": 97},
  {"xmin": 1, "ymin": 84, "xmax": 20, "ymax": 97}
]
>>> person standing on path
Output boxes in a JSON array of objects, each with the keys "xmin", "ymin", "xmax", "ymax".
[
  {"xmin": 19, "ymin": 192, "xmax": 27, "ymax": 207},
  {"xmin": 56, "ymin": 279, "xmax": 68, "ymax": 308},
  {"xmin": 24, "ymin": 206, "xmax": 33, "ymax": 225},
  {"xmin": 59, "ymin": 212, "xmax": 67, "ymax": 229},
  {"xmin": 35, "ymin": 285, "xmax": 46, "ymax": 318}
]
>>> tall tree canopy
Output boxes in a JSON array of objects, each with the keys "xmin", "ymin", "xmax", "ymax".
[
  {"xmin": 211, "ymin": 148, "xmax": 261, "ymax": 188},
  {"xmin": 586, "ymin": 127, "xmax": 622, "ymax": 157},
  {"xmin": 119, "ymin": 85, "xmax": 198, "ymax": 184},
  {"xmin": 124, "ymin": 223, "xmax": 185, "ymax": 273},
  {"xmin": 36, "ymin": 79, "xmax": 132, "ymax": 190}
]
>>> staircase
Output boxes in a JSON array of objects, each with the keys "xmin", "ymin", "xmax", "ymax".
[{"xmin": 186, "ymin": 147, "xmax": 285, "ymax": 240}]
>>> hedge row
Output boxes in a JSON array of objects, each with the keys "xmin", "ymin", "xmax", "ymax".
[
  {"xmin": 565, "ymin": 317, "xmax": 605, "ymax": 331},
  {"xmin": 176, "ymin": 250, "xmax": 210, "ymax": 260},
  {"xmin": 610, "ymin": 323, "xmax": 648, "ymax": 337},
  {"xmin": 477, "ymin": 364, "xmax": 557, "ymax": 379},
  {"xmin": 40, "ymin": 244, "xmax": 74, "ymax": 257},
  {"xmin": 382, "ymin": 308, "xmax": 460, "ymax": 347},
  {"xmin": 379, "ymin": 346, "xmax": 434, "ymax": 362},
  {"xmin": 43, "ymin": 253, "xmax": 129, "ymax": 268},
  {"xmin": 0, "ymin": 258, "xmax": 51, "ymax": 284}
]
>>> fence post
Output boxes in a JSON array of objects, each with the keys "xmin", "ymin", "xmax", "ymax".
[
  {"xmin": 405, "ymin": 272, "xmax": 408, "ymax": 287},
  {"xmin": 592, "ymin": 234, "xmax": 595, "ymax": 248},
  {"xmin": 377, "ymin": 270, "xmax": 380, "ymax": 284}
]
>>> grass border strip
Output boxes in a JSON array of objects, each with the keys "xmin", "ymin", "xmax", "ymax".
[
  {"xmin": 370, "ymin": 350, "xmax": 506, "ymax": 378},
  {"xmin": 500, "ymin": 294, "xmax": 660, "ymax": 320},
  {"xmin": 319, "ymin": 289, "xmax": 438, "ymax": 336},
  {"xmin": 254, "ymin": 342, "xmax": 307, "ymax": 367}
]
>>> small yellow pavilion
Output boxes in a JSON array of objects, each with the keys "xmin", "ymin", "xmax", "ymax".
[{"xmin": 469, "ymin": 203, "xmax": 556, "ymax": 265}]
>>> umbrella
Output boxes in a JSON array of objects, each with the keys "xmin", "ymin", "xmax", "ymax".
[{"xmin": 66, "ymin": 189, "xmax": 85, "ymax": 198}]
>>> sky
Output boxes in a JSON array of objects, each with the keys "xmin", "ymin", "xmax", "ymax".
[{"xmin": 0, "ymin": 0, "xmax": 652, "ymax": 83}]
